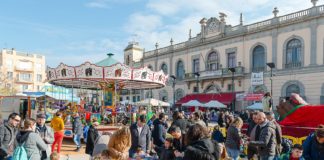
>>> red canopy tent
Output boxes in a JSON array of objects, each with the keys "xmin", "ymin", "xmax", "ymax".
[{"xmin": 175, "ymin": 92, "xmax": 237, "ymax": 107}]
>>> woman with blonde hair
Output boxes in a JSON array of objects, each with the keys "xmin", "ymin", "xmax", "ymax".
[
  {"xmin": 224, "ymin": 117, "xmax": 243, "ymax": 160},
  {"xmin": 108, "ymin": 126, "xmax": 131, "ymax": 160},
  {"xmin": 14, "ymin": 118, "xmax": 47, "ymax": 160}
]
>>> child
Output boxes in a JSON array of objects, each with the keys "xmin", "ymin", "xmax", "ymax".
[
  {"xmin": 50, "ymin": 152, "xmax": 60, "ymax": 160},
  {"xmin": 159, "ymin": 137, "xmax": 175, "ymax": 160},
  {"xmin": 280, "ymin": 144, "xmax": 305, "ymax": 160},
  {"xmin": 133, "ymin": 147, "xmax": 146, "ymax": 160},
  {"xmin": 211, "ymin": 124, "xmax": 225, "ymax": 143}
]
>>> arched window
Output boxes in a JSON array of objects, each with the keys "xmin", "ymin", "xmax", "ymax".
[
  {"xmin": 286, "ymin": 84, "xmax": 300, "ymax": 97},
  {"xmin": 252, "ymin": 45, "xmax": 265, "ymax": 72},
  {"xmin": 176, "ymin": 61, "xmax": 185, "ymax": 80},
  {"xmin": 286, "ymin": 39, "xmax": 302, "ymax": 68},
  {"xmin": 161, "ymin": 63, "xmax": 168, "ymax": 74},
  {"xmin": 175, "ymin": 88, "xmax": 184, "ymax": 101},
  {"xmin": 207, "ymin": 52, "xmax": 219, "ymax": 70},
  {"xmin": 148, "ymin": 65, "xmax": 153, "ymax": 70},
  {"xmin": 204, "ymin": 84, "xmax": 221, "ymax": 93}
]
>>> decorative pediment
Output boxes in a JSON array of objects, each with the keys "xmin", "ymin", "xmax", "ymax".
[
  {"xmin": 206, "ymin": 18, "xmax": 222, "ymax": 34},
  {"xmin": 75, "ymin": 62, "xmax": 103, "ymax": 78}
]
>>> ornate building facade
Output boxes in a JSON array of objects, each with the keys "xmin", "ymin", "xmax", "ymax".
[{"xmin": 124, "ymin": 2, "xmax": 324, "ymax": 110}]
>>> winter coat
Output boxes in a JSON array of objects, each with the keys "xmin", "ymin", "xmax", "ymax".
[
  {"xmin": 108, "ymin": 132, "xmax": 131, "ymax": 160},
  {"xmin": 35, "ymin": 124, "xmax": 54, "ymax": 160},
  {"xmin": 225, "ymin": 125, "xmax": 241, "ymax": 150},
  {"xmin": 92, "ymin": 134, "xmax": 110, "ymax": 157},
  {"xmin": 15, "ymin": 130, "xmax": 47, "ymax": 160},
  {"xmin": 85, "ymin": 125, "xmax": 99, "ymax": 156},
  {"xmin": 173, "ymin": 134, "xmax": 186, "ymax": 152},
  {"xmin": 50, "ymin": 116, "xmax": 64, "ymax": 132},
  {"xmin": 152, "ymin": 119, "xmax": 166, "ymax": 147},
  {"xmin": 184, "ymin": 138, "xmax": 220, "ymax": 160},
  {"xmin": 249, "ymin": 120, "xmax": 277, "ymax": 156},
  {"xmin": 170, "ymin": 118, "xmax": 189, "ymax": 134},
  {"xmin": 159, "ymin": 147, "xmax": 175, "ymax": 160},
  {"xmin": 0, "ymin": 123, "xmax": 18, "ymax": 158},
  {"xmin": 72, "ymin": 117, "xmax": 83, "ymax": 135},
  {"xmin": 212, "ymin": 130, "xmax": 225, "ymax": 143},
  {"xmin": 302, "ymin": 133, "xmax": 324, "ymax": 160},
  {"xmin": 130, "ymin": 122, "xmax": 151, "ymax": 152}
]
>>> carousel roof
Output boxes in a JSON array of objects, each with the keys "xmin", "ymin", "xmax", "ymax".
[
  {"xmin": 47, "ymin": 59, "xmax": 168, "ymax": 90},
  {"xmin": 95, "ymin": 53, "xmax": 119, "ymax": 67}
]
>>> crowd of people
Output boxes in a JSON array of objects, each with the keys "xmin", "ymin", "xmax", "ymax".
[{"xmin": 0, "ymin": 108, "xmax": 324, "ymax": 160}]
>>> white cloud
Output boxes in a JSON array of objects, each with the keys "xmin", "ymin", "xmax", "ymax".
[
  {"xmin": 125, "ymin": 0, "xmax": 324, "ymax": 52},
  {"xmin": 85, "ymin": 0, "xmax": 141, "ymax": 8},
  {"xmin": 126, "ymin": 13, "xmax": 162, "ymax": 33}
]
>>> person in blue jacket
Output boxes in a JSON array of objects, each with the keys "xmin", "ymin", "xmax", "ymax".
[{"xmin": 302, "ymin": 124, "xmax": 324, "ymax": 160}]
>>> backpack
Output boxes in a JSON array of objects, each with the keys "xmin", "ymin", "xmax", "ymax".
[
  {"xmin": 12, "ymin": 142, "xmax": 29, "ymax": 160},
  {"xmin": 83, "ymin": 125, "xmax": 90, "ymax": 143},
  {"xmin": 12, "ymin": 132, "xmax": 32, "ymax": 160},
  {"xmin": 281, "ymin": 137, "xmax": 293, "ymax": 154}
]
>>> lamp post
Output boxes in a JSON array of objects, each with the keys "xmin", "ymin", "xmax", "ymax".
[
  {"xmin": 229, "ymin": 68, "xmax": 236, "ymax": 111},
  {"xmin": 193, "ymin": 72, "xmax": 200, "ymax": 93},
  {"xmin": 266, "ymin": 62, "xmax": 275, "ymax": 96},
  {"xmin": 170, "ymin": 75, "xmax": 177, "ymax": 109}
]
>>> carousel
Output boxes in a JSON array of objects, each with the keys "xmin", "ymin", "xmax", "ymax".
[{"xmin": 46, "ymin": 53, "xmax": 168, "ymax": 136}]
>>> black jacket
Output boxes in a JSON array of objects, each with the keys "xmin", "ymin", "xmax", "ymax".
[
  {"xmin": 184, "ymin": 138, "xmax": 220, "ymax": 160},
  {"xmin": 85, "ymin": 125, "xmax": 99, "ymax": 155},
  {"xmin": 159, "ymin": 148, "xmax": 175, "ymax": 160},
  {"xmin": 72, "ymin": 117, "xmax": 83, "ymax": 135},
  {"xmin": 170, "ymin": 118, "xmax": 189, "ymax": 134},
  {"xmin": 130, "ymin": 122, "xmax": 151, "ymax": 152},
  {"xmin": 152, "ymin": 119, "xmax": 166, "ymax": 147}
]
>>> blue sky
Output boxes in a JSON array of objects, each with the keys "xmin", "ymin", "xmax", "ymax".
[{"xmin": 0, "ymin": 0, "xmax": 321, "ymax": 67}]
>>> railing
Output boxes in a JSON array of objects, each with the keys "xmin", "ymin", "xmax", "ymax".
[
  {"xmin": 173, "ymin": 42, "xmax": 186, "ymax": 50},
  {"xmin": 285, "ymin": 62, "xmax": 302, "ymax": 69},
  {"xmin": 246, "ymin": 19, "xmax": 272, "ymax": 32},
  {"xmin": 16, "ymin": 52, "xmax": 34, "ymax": 58},
  {"xmin": 222, "ymin": 66, "xmax": 244, "ymax": 76},
  {"xmin": 252, "ymin": 67, "xmax": 265, "ymax": 73},
  {"xmin": 184, "ymin": 66, "xmax": 244, "ymax": 80},
  {"xmin": 15, "ymin": 66, "xmax": 33, "ymax": 72},
  {"xmin": 278, "ymin": 9, "xmax": 310, "ymax": 24}
]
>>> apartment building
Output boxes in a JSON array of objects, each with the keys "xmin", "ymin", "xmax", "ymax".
[{"xmin": 0, "ymin": 48, "xmax": 46, "ymax": 95}]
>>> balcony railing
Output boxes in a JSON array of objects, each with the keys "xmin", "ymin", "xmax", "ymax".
[
  {"xmin": 15, "ymin": 66, "xmax": 33, "ymax": 72},
  {"xmin": 16, "ymin": 78, "xmax": 33, "ymax": 83},
  {"xmin": 285, "ymin": 62, "xmax": 302, "ymax": 69},
  {"xmin": 252, "ymin": 67, "xmax": 265, "ymax": 73},
  {"xmin": 184, "ymin": 66, "xmax": 244, "ymax": 80}
]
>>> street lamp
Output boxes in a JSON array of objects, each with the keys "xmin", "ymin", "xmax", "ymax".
[
  {"xmin": 266, "ymin": 62, "xmax": 275, "ymax": 96},
  {"xmin": 193, "ymin": 72, "xmax": 200, "ymax": 93},
  {"xmin": 228, "ymin": 68, "xmax": 236, "ymax": 111},
  {"xmin": 170, "ymin": 75, "xmax": 177, "ymax": 109}
]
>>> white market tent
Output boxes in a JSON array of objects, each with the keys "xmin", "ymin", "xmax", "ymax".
[
  {"xmin": 182, "ymin": 100, "xmax": 204, "ymax": 107},
  {"xmin": 203, "ymin": 100, "xmax": 226, "ymax": 108},
  {"xmin": 135, "ymin": 98, "xmax": 170, "ymax": 107},
  {"xmin": 246, "ymin": 103, "xmax": 263, "ymax": 110},
  {"xmin": 119, "ymin": 100, "xmax": 134, "ymax": 105}
]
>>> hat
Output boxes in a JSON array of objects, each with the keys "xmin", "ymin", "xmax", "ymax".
[{"xmin": 37, "ymin": 114, "xmax": 46, "ymax": 119}]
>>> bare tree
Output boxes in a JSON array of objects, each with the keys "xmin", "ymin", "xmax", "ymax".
[{"xmin": 0, "ymin": 72, "xmax": 17, "ymax": 96}]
